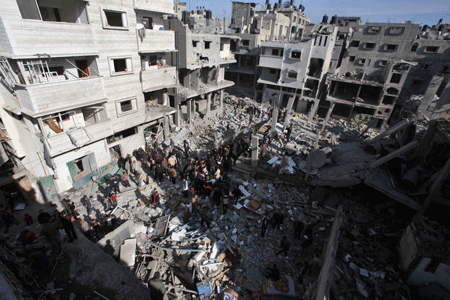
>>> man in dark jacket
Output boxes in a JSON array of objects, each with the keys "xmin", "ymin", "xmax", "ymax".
[{"xmin": 60, "ymin": 211, "xmax": 77, "ymax": 242}]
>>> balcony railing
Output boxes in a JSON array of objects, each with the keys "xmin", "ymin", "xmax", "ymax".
[
  {"xmin": 133, "ymin": 0, "xmax": 174, "ymax": 14},
  {"xmin": 0, "ymin": 19, "xmax": 95, "ymax": 57},
  {"xmin": 258, "ymin": 55, "xmax": 283, "ymax": 68},
  {"xmin": 15, "ymin": 77, "xmax": 106, "ymax": 116},
  {"xmin": 141, "ymin": 67, "xmax": 177, "ymax": 92},
  {"xmin": 137, "ymin": 29, "xmax": 176, "ymax": 53},
  {"xmin": 46, "ymin": 120, "xmax": 113, "ymax": 157}
]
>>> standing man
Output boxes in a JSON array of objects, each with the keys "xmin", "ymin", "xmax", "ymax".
[
  {"xmin": 121, "ymin": 172, "xmax": 131, "ymax": 188},
  {"xmin": 183, "ymin": 139, "xmax": 190, "ymax": 158},
  {"xmin": 111, "ymin": 176, "xmax": 121, "ymax": 194},
  {"xmin": 285, "ymin": 123, "xmax": 293, "ymax": 143},
  {"xmin": 59, "ymin": 211, "xmax": 77, "ymax": 243},
  {"xmin": 66, "ymin": 200, "xmax": 78, "ymax": 220},
  {"xmin": 40, "ymin": 219, "xmax": 62, "ymax": 253},
  {"xmin": 261, "ymin": 214, "xmax": 270, "ymax": 237},
  {"xmin": 152, "ymin": 189, "xmax": 161, "ymax": 208}
]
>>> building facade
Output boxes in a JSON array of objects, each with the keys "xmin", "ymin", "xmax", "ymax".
[
  {"xmin": 257, "ymin": 23, "xmax": 338, "ymax": 120},
  {"xmin": 0, "ymin": 0, "xmax": 177, "ymax": 195},
  {"xmin": 165, "ymin": 17, "xmax": 236, "ymax": 123}
]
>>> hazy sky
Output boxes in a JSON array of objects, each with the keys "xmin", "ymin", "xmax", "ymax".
[{"xmin": 185, "ymin": 0, "xmax": 450, "ymax": 26}]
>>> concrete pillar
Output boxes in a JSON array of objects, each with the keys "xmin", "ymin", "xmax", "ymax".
[
  {"xmin": 271, "ymin": 108, "xmax": 278, "ymax": 133},
  {"xmin": 174, "ymin": 104, "xmax": 180, "ymax": 127},
  {"xmin": 308, "ymin": 100, "xmax": 320, "ymax": 121},
  {"xmin": 187, "ymin": 99, "xmax": 192, "ymax": 123},
  {"xmin": 417, "ymin": 76, "xmax": 444, "ymax": 114},
  {"xmin": 163, "ymin": 114, "xmax": 170, "ymax": 140},
  {"xmin": 251, "ymin": 135, "xmax": 259, "ymax": 168},
  {"xmin": 220, "ymin": 89, "xmax": 224, "ymax": 110},
  {"xmin": 206, "ymin": 93, "xmax": 211, "ymax": 115},
  {"xmin": 284, "ymin": 96, "xmax": 295, "ymax": 126},
  {"xmin": 163, "ymin": 92, "xmax": 169, "ymax": 106}
]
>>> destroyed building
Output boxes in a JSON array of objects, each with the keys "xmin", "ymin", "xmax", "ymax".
[
  {"xmin": 256, "ymin": 22, "xmax": 338, "ymax": 120},
  {"xmin": 0, "ymin": 0, "xmax": 177, "ymax": 195},
  {"xmin": 225, "ymin": 1, "xmax": 311, "ymax": 90},
  {"xmin": 166, "ymin": 15, "xmax": 236, "ymax": 123}
]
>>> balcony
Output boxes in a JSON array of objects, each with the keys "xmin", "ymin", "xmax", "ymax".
[
  {"xmin": 137, "ymin": 29, "xmax": 176, "ymax": 53},
  {"xmin": 258, "ymin": 55, "xmax": 283, "ymax": 69},
  {"xmin": 133, "ymin": 0, "xmax": 174, "ymax": 14},
  {"xmin": 0, "ymin": 18, "xmax": 95, "ymax": 57},
  {"xmin": 46, "ymin": 120, "xmax": 113, "ymax": 157},
  {"xmin": 141, "ymin": 67, "xmax": 177, "ymax": 92},
  {"xmin": 15, "ymin": 77, "xmax": 106, "ymax": 116}
]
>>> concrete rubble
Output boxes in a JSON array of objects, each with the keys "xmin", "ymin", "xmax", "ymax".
[{"xmin": 2, "ymin": 90, "xmax": 450, "ymax": 300}]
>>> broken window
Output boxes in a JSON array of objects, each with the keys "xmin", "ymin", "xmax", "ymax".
[
  {"xmin": 410, "ymin": 43, "xmax": 418, "ymax": 52},
  {"xmin": 39, "ymin": 6, "xmax": 61, "ymax": 22},
  {"xmin": 349, "ymin": 56, "xmax": 356, "ymax": 62},
  {"xmin": 103, "ymin": 10, "xmax": 128, "ymax": 28},
  {"xmin": 364, "ymin": 43, "xmax": 376, "ymax": 50},
  {"xmin": 116, "ymin": 98, "xmax": 137, "ymax": 116},
  {"xmin": 120, "ymin": 100, "xmax": 132, "ymax": 112},
  {"xmin": 350, "ymin": 40, "xmax": 360, "ymax": 47},
  {"xmin": 109, "ymin": 57, "xmax": 132, "ymax": 75},
  {"xmin": 287, "ymin": 70, "xmax": 297, "ymax": 79},
  {"xmin": 143, "ymin": 17, "xmax": 153, "ymax": 29},
  {"xmin": 291, "ymin": 51, "xmax": 301, "ymax": 59},
  {"xmin": 389, "ymin": 27, "xmax": 405, "ymax": 35},
  {"xmin": 242, "ymin": 40, "xmax": 250, "ymax": 46},
  {"xmin": 269, "ymin": 69, "xmax": 277, "ymax": 75},
  {"xmin": 385, "ymin": 44, "xmax": 397, "ymax": 51},
  {"xmin": 75, "ymin": 60, "xmax": 90, "ymax": 78},
  {"xmin": 390, "ymin": 73, "xmax": 402, "ymax": 84},
  {"xmin": 358, "ymin": 58, "xmax": 366, "ymax": 65},
  {"xmin": 424, "ymin": 46, "xmax": 439, "ymax": 53},
  {"xmin": 17, "ymin": 0, "xmax": 88, "ymax": 23},
  {"xmin": 272, "ymin": 49, "xmax": 279, "ymax": 56},
  {"xmin": 192, "ymin": 41, "xmax": 198, "ymax": 47},
  {"xmin": 49, "ymin": 66, "xmax": 65, "ymax": 76},
  {"xmin": 82, "ymin": 106, "xmax": 106, "ymax": 126},
  {"xmin": 378, "ymin": 60, "xmax": 388, "ymax": 66},
  {"xmin": 368, "ymin": 26, "xmax": 381, "ymax": 34},
  {"xmin": 205, "ymin": 41, "xmax": 211, "ymax": 49}
]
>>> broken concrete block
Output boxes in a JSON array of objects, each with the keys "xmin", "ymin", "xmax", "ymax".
[{"xmin": 120, "ymin": 239, "xmax": 136, "ymax": 268}]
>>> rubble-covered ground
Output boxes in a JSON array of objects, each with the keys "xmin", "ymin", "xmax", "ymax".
[{"xmin": 1, "ymin": 91, "xmax": 449, "ymax": 300}]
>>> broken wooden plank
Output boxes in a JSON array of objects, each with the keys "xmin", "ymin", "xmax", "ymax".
[
  {"xmin": 367, "ymin": 119, "xmax": 412, "ymax": 144},
  {"xmin": 370, "ymin": 140, "xmax": 418, "ymax": 169}
]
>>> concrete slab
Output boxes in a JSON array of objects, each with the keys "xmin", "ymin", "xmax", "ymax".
[{"xmin": 120, "ymin": 239, "xmax": 137, "ymax": 268}]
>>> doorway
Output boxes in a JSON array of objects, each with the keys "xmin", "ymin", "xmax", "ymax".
[
  {"xmin": 109, "ymin": 145, "xmax": 122, "ymax": 161},
  {"xmin": 75, "ymin": 59, "xmax": 90, "ymax": 78}
]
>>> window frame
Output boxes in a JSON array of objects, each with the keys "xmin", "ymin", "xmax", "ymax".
[
  {"xmin": 101, "ymin": 8, "xmax": 129, "ymax": 30},
  {"xmin": 363, "ymin": 42, "xmax": 376, "ymax": 50},
  {"xmin": 115, "ymin": 98, "xmax": 138, "ymax": 117},
  {"xmin": 291, "ymin": 50, "xmax": 301, "ymax": 59},
  {"xmin": 424, "ymin": 46, "xmax": 439, "ymax": 53},
  {"xmin": 108, "ymin": 57, "xmax": 133, "ymax": 76},
  {"xmin": 384, "ymin": 44, "xmax": 398, "ymax": 51}
]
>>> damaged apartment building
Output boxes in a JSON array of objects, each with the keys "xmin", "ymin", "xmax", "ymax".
[
  {"xmin": 164, "ymin": 13, "xmax": 236, "ymax": 123},
  {"xmin": 0, "ymin": 0, "xmax": 177, "ymax": 195},
  {"xmin": 257, "ymin": 20, "xmax": 337, "ymax": 120},
  {"xmin": 323, "ymin": 19, "xmax": 450, "ymax": 129},
  {"xmin": 226, "ymin": 0, "xmax": 311, "ymax": 90}
]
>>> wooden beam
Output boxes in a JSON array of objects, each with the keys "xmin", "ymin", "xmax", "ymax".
[
  {"xmin": 370, "ymin": 140, "xmax": 418, "ymax": 169},
  {"xmin": 315, "ymin": 207, "xmax": 344, "ymax": 300},
  {"xmin": 367, "ymin": 119, "xmax": 411, "ymax": 144}
]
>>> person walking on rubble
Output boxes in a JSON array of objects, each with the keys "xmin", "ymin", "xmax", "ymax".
[
  {"xmin": 199, "ymin": 206, "xmax": 211, "ymax": 228},
  {"xmin": 111, "ymin": 176, "xmax": 121, "ymax": 193},
  {"xmin": 276, "ymin": 236, "xmax": 290, "ymax": 257},
  {"xmin": 285, "ymin": 123, "xmax": 293, "ymax": 142},
  {"xmin": 59, "ymin": 211, "xmax": 77, "ymax": 242}
]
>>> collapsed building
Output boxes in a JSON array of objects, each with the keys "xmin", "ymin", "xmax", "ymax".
[{"xmin": 165, "ymin": 13, "xmax": 236, "ymax": 123}]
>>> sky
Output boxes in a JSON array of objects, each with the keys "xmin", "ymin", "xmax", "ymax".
[{"xmin": 185, "ymin": 0, "xmax": 450, "ymax": 26}]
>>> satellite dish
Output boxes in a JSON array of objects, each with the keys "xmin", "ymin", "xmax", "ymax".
[{"xmin": 258, "ymin": 4, "xmax": 264, "ymax": 9}]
